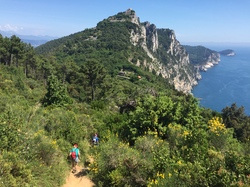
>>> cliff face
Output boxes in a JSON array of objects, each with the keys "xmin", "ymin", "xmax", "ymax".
[
  {"xmin": 184, "ymin": 45, "xmax": 221, "ymax": 72},
  {"xmin": 199, "ymin": 52, "xmax": 220, "ymax": 71},
  {"xmin": 122, "ymin": 9, "xmax": 199, "ymax": 93}
]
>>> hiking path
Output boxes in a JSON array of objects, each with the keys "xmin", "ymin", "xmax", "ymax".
[{"xmin": 62, "ymin": 165, "xmax": 95, "ymax": 187}]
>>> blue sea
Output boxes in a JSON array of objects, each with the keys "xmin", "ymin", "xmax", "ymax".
[{"xmin": 192, "ymin": 45, "xmax": 250, "ymax": 116}]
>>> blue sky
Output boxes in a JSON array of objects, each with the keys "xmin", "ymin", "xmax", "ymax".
[{"xmin": 1, "ymin": 0, "xmax": 250, "ymax": 44}]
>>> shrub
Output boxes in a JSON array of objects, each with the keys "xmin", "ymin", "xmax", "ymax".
[{"xmin": 89, "ymin": 134, "xmax": 154, "ymax": 187}]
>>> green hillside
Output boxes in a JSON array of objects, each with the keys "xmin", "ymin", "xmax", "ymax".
[
  {"xmin": 35, "ymin": 13, "xmax": 151, "ymax": 76},
  {"xmin": 1, "ymin": 11, "xmax": 250, "ymax": 187},
  {"xmin": 184, "ymin": 45, "xmax": 217, "ymax": 65}
]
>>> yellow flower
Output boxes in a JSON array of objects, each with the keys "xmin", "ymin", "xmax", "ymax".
[
  {"xmin": 208, "ymin": 117, "xmax": 226, "ymax": 135},
  {"xmin": 177, "ymin": 160, "xmax": 182, "ymax": 165}
]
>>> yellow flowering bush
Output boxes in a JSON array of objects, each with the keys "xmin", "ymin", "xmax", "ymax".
[
  {"xmin": 208, "ymin": 117, "xmax": 230, "ymax": 150},
  {"xmin": 208, "ymin": 117, "xmax": 226, "ymax": 135}
]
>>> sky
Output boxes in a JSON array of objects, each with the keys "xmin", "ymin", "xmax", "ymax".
[{"xmin": 1, "ymin": 0, "xmax": 250, "ymax": 44}]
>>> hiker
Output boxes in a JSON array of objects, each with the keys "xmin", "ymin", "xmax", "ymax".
[
  {"xmin": 92, "ymin": 133, "xmax": 99, "ymax": 145},
  {"xmin": 69, "ymin": 143, "xmax": 80, "ymax": 173}
]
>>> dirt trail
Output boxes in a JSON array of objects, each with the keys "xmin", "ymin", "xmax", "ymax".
[{"xmin": 62, "ymin": 165, "xmax": 95, "ymax": 187}]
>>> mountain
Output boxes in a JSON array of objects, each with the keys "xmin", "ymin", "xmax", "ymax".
[
  {"xmin": 19, "ymin": 35, "xmax": 58, "ymax": 47},
  {"xmin": 184, "ymin": 45, "xmax": 220, "ymax": 72},
  {"xmin": 20, "ymin": 39, "xmax": 50, "ymax": 47},
  {"xmin": 0, "ymin": 30, "xmax": 58, "ymax": 47},
  {"xmin": 36, "ymin": 9, "xmax": 200, "ymax": 93}
]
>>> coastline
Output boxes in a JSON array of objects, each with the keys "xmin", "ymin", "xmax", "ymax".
[{"xmin": 192, "ymin": 45, "xmax": 250, "ymax": 115}]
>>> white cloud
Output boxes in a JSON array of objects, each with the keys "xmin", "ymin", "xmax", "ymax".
[{"xmin": 0, "ymin": 24, "xmax": 23, "ymax": 32}]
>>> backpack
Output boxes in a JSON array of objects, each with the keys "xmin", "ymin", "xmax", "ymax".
[{"xmin": 71, "ymin": 148, "xmax": 78, "ymax": 160}]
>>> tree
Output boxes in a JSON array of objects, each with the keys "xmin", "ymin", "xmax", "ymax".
[
  {"xmin": 80, "ymin": 60, "xmax": 106, "ymax": 101},
  {"xmin": 10, "ymin": 35, "xmax": 23, "ymax": 67},
  {"xmin": 222, "ymin": 103, "xmax": 250, "ymax": 142},
  {"xmin": 42, "ymin": 75, "xmax": 72, "ymax": 107},
  {"xmin": 23, "ymin": 43, "xmax": 36, "ymax": 78},
  {"xmin": 0, "ymin": 34, "xmax": 11, "ymax": 65}
]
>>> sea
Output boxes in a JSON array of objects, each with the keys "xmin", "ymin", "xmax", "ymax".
[{"xmin": 191, "ymin": 44, "xmax": 250, "ymax": 116}]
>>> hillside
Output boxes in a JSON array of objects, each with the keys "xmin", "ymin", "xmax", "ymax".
[{"xmin": 36, "ymin": 9, "xmax": 199, "ymax": 93}]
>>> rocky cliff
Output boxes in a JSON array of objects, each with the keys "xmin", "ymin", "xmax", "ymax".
[
  {"xmin": 184, "ymin": 45, "xmax": 220, "ymax": 72},
  {"xmin": 199, "ymin": 52, "xmax": 220, "ymax": 71},
  {"xmin": 119, "ymin": 9, "xmax": 200, "ymax": 93}
]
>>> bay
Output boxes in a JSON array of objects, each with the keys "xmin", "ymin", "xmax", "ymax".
[{"xmin": 192, "ymin": 45, "xmax": 250, "ymax": 116}]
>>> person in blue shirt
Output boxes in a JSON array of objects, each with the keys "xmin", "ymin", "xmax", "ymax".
[
  {"xmin": 92, "ymin": 133, "xmax": 99, "ymax": 145},
  {"xmin": 69, "ymin": 143, "xmax": 80, "ymax": 173}
]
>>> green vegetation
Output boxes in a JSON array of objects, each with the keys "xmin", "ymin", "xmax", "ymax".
[{"xmin": 0, "ymin": 18, "xmax": 250, "ymax": 187}]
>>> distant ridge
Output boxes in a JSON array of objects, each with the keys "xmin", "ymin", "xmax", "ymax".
[{"xmin": 0, "ymin": 30, "xmax": 58, "ymax": 47}]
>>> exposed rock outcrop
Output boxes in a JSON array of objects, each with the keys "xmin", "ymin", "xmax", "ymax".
[
  {"xmin": 184, "ymin": 45, "xmax": 221, "ymax": 72},
  {"xmin": 199, "ymin": 53, "xmax": 220, "ymax": 71},
  {"xmin": 124, "ymin": 9, "xmax": 199, "ymax": 93}
]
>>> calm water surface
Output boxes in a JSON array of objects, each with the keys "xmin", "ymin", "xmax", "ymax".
[{"xmin": 192, "ymin": 45, "xmax": 250, "ymax": 116}]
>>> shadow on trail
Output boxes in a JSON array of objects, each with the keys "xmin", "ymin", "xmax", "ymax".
[{"xmin": 74, "ymin": 167, "xmax": 90, "ymax": 178}]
